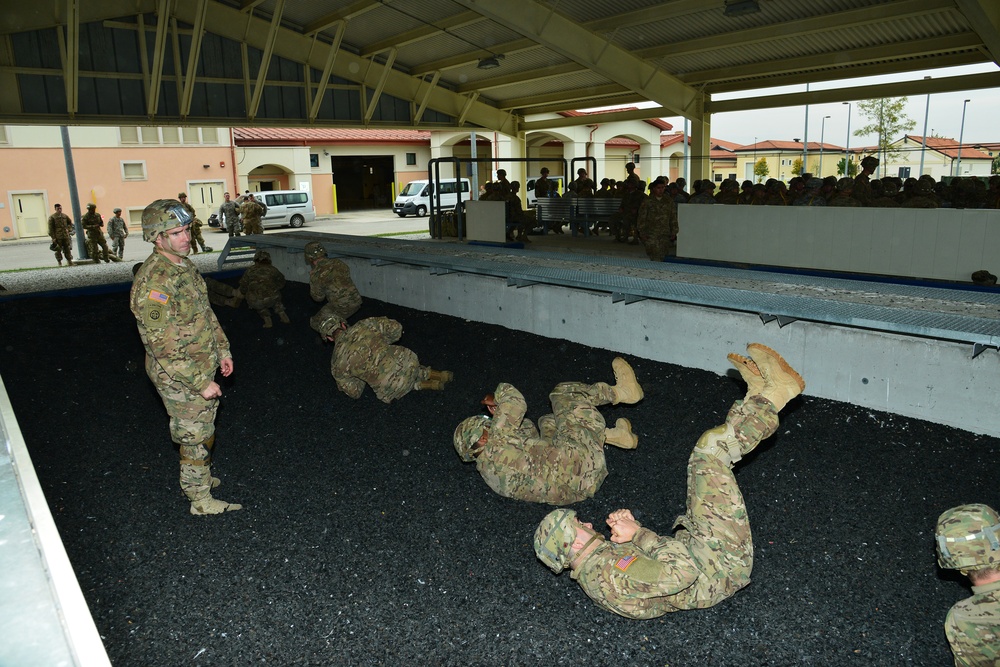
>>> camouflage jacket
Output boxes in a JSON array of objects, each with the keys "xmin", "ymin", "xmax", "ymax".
[
  {"xmin": 572, "ymin": 526, "xmax": 702, "ymax": 619},
  {"xmin": 107, "ymin": 215, "xmax": 128, "ymax": 238},
  {"xmin": 239, "ymin": 263, "xmax": 286, "ymax": 305},
  {"xmin": 240, "ymin": 199, "xmax": 264, "ymax": 222},
  {"xmin": 310, "ymin": 257, "xmax": 362, "ymax": 316},
  {"xmin": 48, "ymin": 212, "xmax": 73, "ymax": 240},
  {"xmin": 180, "ymin": 200, "xmax": 202, "ymax": 225},
  {"xmin": 130, "ymin": 250, "xmax": 231, "ymax": 394},
  {"xmin": 945, "ymin": 579, "xmax": 1000, "ymax": 666},
  {"xmin": 637, "ymin": 194, "xmax": 678, "ymax": 240},
  {"xmin": 476, "ymin": 383, "xmax": 608, "ymax": 505},
  {"xmin": 82, "ymin": 211, "xmax": 105, "ymax": 236},
  {"xmin": 219, "ymin": 201, "xmax": 241, "ymax": 229},
  {"xmin": 331, "ymin": 317, "xmax": 423, "ymax": 403}
]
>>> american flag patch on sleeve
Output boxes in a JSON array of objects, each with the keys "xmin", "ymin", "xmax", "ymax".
[
  {"xmin": 615, "ymin": 555, "xmax": 637, "ymax": 571},
  {"xmin": 148, "ymin": 290, "xmax": 170, "ymax": 304}
]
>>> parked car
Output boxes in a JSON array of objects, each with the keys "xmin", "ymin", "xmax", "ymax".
[
  {"xmin": 393, "ymin": 178, "xmax": 472, "ymax": 217},
  {"xmin": 526, "ymin": 175, "xmax": 565, "ymax": 207}
]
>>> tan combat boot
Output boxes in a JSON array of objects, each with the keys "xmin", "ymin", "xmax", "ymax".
[
  {"xmin": 604, "ymin": 418, "xmax": 638, "ymax": 449},
  {"xmin": 746, "ymin": 344, "xmax": 805, "ymax": 411},
  {"xmin": 232, "ymin": 289, "xmax": 244, "ymax": 307},
  {"xmin": 417, "ymin": 379, "xmax": 446, "ymax": 391},
  {"xmin": 610, "ymin": 357, "xmax": 644, "ymax": 405},
  {"xmin": 262, "ymin": 315, "xmax": 273, "ymax": 328},
  {"xmin": 727, "ymin": 352, "xmax": 765, "ymax": 398},
  {"xmin": 427, "ymin": 369, "xmax": 454, "ymax": 384},
  {"xmin": 278, "ymin": 312, "xmax": 290, "ymax": 324}
]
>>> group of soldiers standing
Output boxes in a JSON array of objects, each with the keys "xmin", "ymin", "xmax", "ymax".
[
  {"xmin": 47, "ymin": 201, "xmax": 129, "ymax": 266},
  {"xmin": 217, "ymin": 190, "xmax": 266, "ymax": 238}
]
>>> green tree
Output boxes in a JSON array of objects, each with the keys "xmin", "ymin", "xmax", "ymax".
[
  {"xmin": 753, "ymin": 157, "xmax": 769, "ymax": 182},
  {"xmin": 836, "ymin": 157, "xmax": 858, "ymax": 177},
  {"xmin": 791, "ymin": 157, "xmax": 803, "ymax": 176},
  {"xmin": 993, "ymin": 154, "xmax": 1000, "ymax": 175},
  {"xmin": 854, "ymin": 97, "xmax": 916, "ymax": 175}
]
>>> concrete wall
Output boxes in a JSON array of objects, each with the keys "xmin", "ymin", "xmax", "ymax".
[
  {"xmin": 275, "ymin": 251, "xmax": 1000, "ymax": 438},
  {"xmin": 679, "ymin": 205, "xmax": 1000, "ymax": 282}
]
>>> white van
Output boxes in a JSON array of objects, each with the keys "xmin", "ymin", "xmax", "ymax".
[
  {"xmin": 526, "ymin": 175, "xmax": 565, "ymax": 207},
  {"xmin": 393, "ymin": 178, "xmax": 472, "ymax": 217},
  {"xmin": 258, "ymin": 190, "xmax": 315, "ymax": 228}
]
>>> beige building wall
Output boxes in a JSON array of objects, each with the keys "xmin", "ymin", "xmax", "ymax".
[{"xmin": 0, "ymin": 125, "xmax": 234, "ymax": 240}]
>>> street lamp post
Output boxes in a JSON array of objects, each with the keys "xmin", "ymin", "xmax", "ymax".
[
  {"xmin": 955, "ymin": 99, "xmax": 971, "ymax": 177},
  {"xmin": 843, "ymin": 102, "xmax": 852, "ymax": 177},
  {"xmin": 819, "ymin": 115, "xmax": 830, "ymax": 176},
  {"xmin": 919, "ymin": 76, "xmax": 931, "ymax": 177}
]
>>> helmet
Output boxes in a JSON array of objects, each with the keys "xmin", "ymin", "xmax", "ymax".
[
  {"xmin": 453, "ymin": 415, "xmax": 489, "ymax": 462},
  {"xmin": 534, "ymin": 509, "xmax": 578, "ymax": 574},
  {"xmin": 141, "ymin": 198, "xmax": 192, "ymax": 242},
  {"xmin": 314, "ymin": 313, "xmax": 346, "ymax": 338},
  {"xmin": 304, "ymin": 241, "xmax": 327, "ymax": 263},
  {"xmin": 86, "ymin": 203, "xmax": 96, "ymax": 209},
  {"xmin": 936, "ymin": 504, "xmax": 1000, "ymax": 571},
  {"xmin": 253, "ymin": 249, "xmax": 271, "ymax": 263},
  {"xmin": 113, "ymin": 207, "xmax": 122, "ymax": 213},
  {"xmin": 178, "ymin": 192, "xmax": 187, "ymax": 199}
]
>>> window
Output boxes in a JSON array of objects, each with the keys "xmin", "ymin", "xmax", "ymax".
[
  {"xmin": 632, "ymin": 153, "xmax": 640, "ymax": 163},
  {"xmin": 0, "ymin": 126, "xmax": 8, "ymax": 145},
  {"xmin": 201, "ymin": 128, "xmax": 218, "ymax": 144},
  {"xmin": 181, "ymin": 127, "xmax": 199, "ymax": 143},
  {"xmin": 714, "ymin": 174, "xmax": 723, "ymax": 182},
  {"xmin": 120, "ymin": 127, "xmax": 139, "ymax": 144},
  {"xmin": 140, "ymin": 127, "xmax": 159, "ymax": 143},
  {"xmin": 405, "ymin": 152, "xmax": 416, "ymax": 166},
  {"xmin": 310, "ymin": 153, "xmax": 319, "ymax": 168},
  {"xmin": 121, "ymin": 161, "xmax": 147, "ymax": 181},
  {"xmin": 898, "ymin": 166, "xmax": 911, "ymax": 179},
  {"xmin": 161, "ymin": 127, "xmax": 180, "ymax": 144}
]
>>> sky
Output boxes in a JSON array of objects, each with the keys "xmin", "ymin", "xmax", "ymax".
[{"xmin": 613, "ymin": 63, "xmax": 1000, "ymax": 150}]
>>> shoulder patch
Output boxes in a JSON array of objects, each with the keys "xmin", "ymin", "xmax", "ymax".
[
  {"xmin": 148, "ymin": 289, "xmax": 170, "ymax": 305},
  {"xmin": 615, "ymin": 555, "xmax": 638, "ymax": 571}
]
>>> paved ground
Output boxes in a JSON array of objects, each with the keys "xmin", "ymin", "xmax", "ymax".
[{"xmin": 1, "ymin": 274, "xmax": 996, "ymax": 665}]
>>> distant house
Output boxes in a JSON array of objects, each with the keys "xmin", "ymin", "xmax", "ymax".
[{"xmin": 876, "ymin": 135, "xmax": 994, "ymax": 180}]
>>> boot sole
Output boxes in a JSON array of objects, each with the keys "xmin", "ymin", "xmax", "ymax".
[
  {"xmin": 612, "ymin": 357, "xmax": 644, "ymax": 402},
  {"xmin": 746, "ymin": 344, "xmax": 805, "ymax": 392}
]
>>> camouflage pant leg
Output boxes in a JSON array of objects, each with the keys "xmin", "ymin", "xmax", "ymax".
[
  {"xmin": 111, "ymin": 235, "xmax": 125, "ymax": 258},
  {"xmin": 312, "ymin": 295, "xmax": 360, "ymax": 328},
  {"xmin": 53, "ymin": 237, "xmax": 73, "ymax": 262},
  {"xmin": 673, "ymin": 449, "xmax": 753, "ymax": 608},
  {"xmin": 371, "ymin": 346, "xmax": 424, "ymax": 403},
  {"xmin": 179, "ymin": 441, "xmax": 214, "ymax": 502},
  {"xmin": 248, "ymin": 294, "xmax": 281, "ymax": 321},
  {"xmin": 548, "ymin": 382, "xmax": 613, "ymax": 454},
  {"xmin": 191, "ymin": 228, "xmax": 207, "ymax": 252},
  {"xmin": 145, "ymin": 354, "xmax": 218, "ymax": 446},
  {"xmin": 88, "ymin": 232, "xmax": 109, "ymax": 261}
]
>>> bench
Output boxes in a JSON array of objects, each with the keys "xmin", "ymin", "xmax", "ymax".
[{"xmin": 534, "ymin": 197, "xmax": 621, "ymax": 236}]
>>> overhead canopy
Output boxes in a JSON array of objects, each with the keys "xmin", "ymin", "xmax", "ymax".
[{"xmin": 0, "ymin": 0, "xmax": 998, "ymax": 134}]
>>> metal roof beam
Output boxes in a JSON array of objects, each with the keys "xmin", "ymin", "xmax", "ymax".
[
  {"xmin": 179, "ymin": 0, "xmax": 208, "ymax": 117},
  {"xmin": 413, "ymin": 71, "xmax": 441, "ymax": 125},
  {"xmin": 248, "ymin": 0, "xmax": 284, "ymax": 120},
  {"xmin": 363, "ymin": 48, "xmax": 397, "ymax": 124},
  {"xmin": 523, "ymin": 106, "xmax": 670, "ymax": 132},
  {"xmin": 954, "ymin": 0, "xmax": 1000, "ymax": 66},
  {"xmin": 452, "ymin": 0, "xmax": 700, "ymax": 120},
  {"xmin": 307, "ymin": 22, "xmax": 344, "ymax": 123},
  {"xmin": 302, "ymin": 0, "xmax": 379, "ymax": 35},
  {"xmin": 359, "ymin": 11, "xmax": 484, "ymax": 57},
  {"xmin": 457, "ymin": 62, "xmax": 581, "ymax": 94},
  {"xmin": 709, "ymin": 71, "xmax": 1000, "ymax": 114},
  {"xmin": 638, "ymin": 0, "xmax": 955, "ymax": 60},
  {"xmin": 500, "ymin": 84, "xmax": 628, "ymax": 111},
  {"xmin": 56, "ymin": 0, "xmax": 80, "ymax": 115},
  {"xmin": 145, "ymin": 0, "xmax": 171, "ymax": 116}
]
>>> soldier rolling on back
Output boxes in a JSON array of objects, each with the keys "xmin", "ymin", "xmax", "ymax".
[
  {"xmin": 316, "ymin": 313, "xmax": 453, "ymax": 404},
  {"xmin": 47, "ymin": 203, "xmax": 74, "ymax": 266},
  {"xmin": 304, "ymin": 241, "xmax": 363, "ymax": 333},
  {"xmin": 239, "ymin": 250, "xmax": 288, "ymax": 328},
  {"xmin": 453, "ymin": 358, "xmax": 644, "ymax": 505},
  {"xmin": 129, "ymin": 198, "xmax": 241, "ymax": 515},
  {"xmin": 533, "ymin": 344, "xmax": 805, "ymax": 619}
]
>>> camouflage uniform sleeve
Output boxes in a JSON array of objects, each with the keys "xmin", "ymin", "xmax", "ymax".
[
  {"xmin": 130, "ymin": 256, "xmax": 228, "ymax": 393},
  {"xmin": 636, "ymin": 200, "xmax": 650, "ymax": 235},
  {"xmin": 627, "ymin": 526, "xmax": 701, "ymax": 593},
  {"xmin": 490, "ymin": 383, "xmax": 527, "ymax": 436},
  {"xmin": 367, "ymin": 317, "xmax": 402, "ymax": 343},
  {"xmin": 309, "ymin": 268, "xmax": 325, "ymax": 302},
  {"xmin": 333, "ymin": 370, "xmax": 366, "ymax": 399}
]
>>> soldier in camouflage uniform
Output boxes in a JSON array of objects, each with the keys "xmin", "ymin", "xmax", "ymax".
[
  {"xmin": 853, "ymin": 155, "xmax": 879, "ymax": 205},
  {"xmin": 534, "ymin": 344, "xmax": 805, "ymax": 619},
  {"xmin": 107, "ymin": 207, "xmax": 129, "ymax": 259},
  {"xmin": 452, "ymin": 358, "xmax": 644, "ymax": 505},
  {"xmin": 239, "ymin": 249, "xmax": 288, "ymax": 328},
  {"xmin": 305, "ymin": 241, "xmax": 362, "ymax": 334},
  {"xmin": 178, "ymin": 192, "xmax": 212, "ymax": 254},
  {"xmin": 47, "ymin": 203, "xmax": 74, "ymax": 266},
  {"xmin": 219, "ymin": 192, "xmax": 242, "ymax": 237},
  {"xmin": 935, "ymin": 503, "xmax": 1000, "ymax": 666},
  {"xmin": 618, "ymin": 177, "xmax": 646, "ymax": 243},
  {"xmin": 129, "ymin": 198, "xmax": 241, "ymax": 516},
  {"xmin": 82, "ymin": 203, "xmax": 112, "ymax": 263},
  {"xmin": 240, "ymin": 195, "xmax": 265, "ymax": 235},
  {"xmin": 636, "ymin": 177, "xmax": 678, "ymax": 260},
  {"xmin": 315, "ymin": 312, "xmax": 453, "ymax": 403}
]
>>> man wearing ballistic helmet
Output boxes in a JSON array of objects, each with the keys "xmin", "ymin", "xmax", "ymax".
[
  {"xmin": 129, "ymin": 198, "xmax": 241, "ymax": 515},
  {"xmin": 453, "ymin": 357, "xmax": 644, "ymax": 505},
  {"xmin": 935, "ymin": 504, "xmax": 1000, "ymax": 665},
  {"xmin": 304, "ymin": 240, "xmax": 362, "ymax": 336},
  {"xmin": 316, "ymin": 313, "xmax": 453, "ymax": 403},
  {"xmin": 534, "ymin": 344, "xmax": 804, "ymax": 619}
]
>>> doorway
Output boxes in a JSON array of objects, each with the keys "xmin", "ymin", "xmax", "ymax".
[
  {"xmin": 187, "ymin": 181, "xmax": 225, "ymax": 223},
  {"xmin": 330, "ymin": 155, "xmax": 395, "ymax": 210},
  {"xmin": 11, "ymin": 192, "xmax": 47, "ymax": 239}
]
